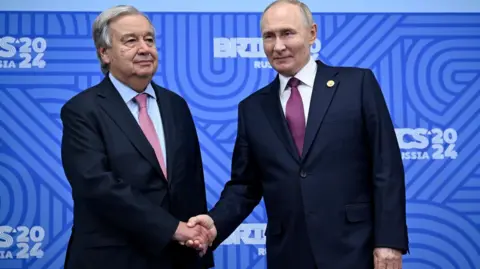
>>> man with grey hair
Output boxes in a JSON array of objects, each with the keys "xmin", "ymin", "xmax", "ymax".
[
  {"xmin": 187, "ymin": 0, "xmax": 409, "ymax": 268},
  {"xmin": 60, "ymin": 5, "xmax": 214, "ymax": 269}
]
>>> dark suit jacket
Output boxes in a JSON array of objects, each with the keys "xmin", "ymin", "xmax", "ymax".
[
  {"xmin": 60, "ymin": 75, "xmax": 214, "ymax": 269},
  {"xmin": 209, "ymin": 61, "xmax": 409, "ymax": 269}
]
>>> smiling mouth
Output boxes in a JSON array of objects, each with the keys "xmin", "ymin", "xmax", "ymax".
[{"xmin": 274, "ymin": 56, "xmax": 291, "ymax": 60}]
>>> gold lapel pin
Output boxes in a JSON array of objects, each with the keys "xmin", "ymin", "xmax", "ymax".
[{"xmin": 326, "ymin": 80, "xmax": 335, "ymax": 88}]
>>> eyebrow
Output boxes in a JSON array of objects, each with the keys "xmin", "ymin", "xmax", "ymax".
[
  {"xmin": 120, "ymin": 31, "xmax": 154, "ymax": 40},
  {"xmin": 262, "ymin": 28, "xmax": 295, "ymax": 36}
]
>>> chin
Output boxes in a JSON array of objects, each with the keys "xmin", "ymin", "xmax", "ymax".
[
  {"xmin": 136, "ymin": 73, "xmax": 153, "ymax": 78},
  {"xmin": 274, "ymin": 65, "xmax": 295, "ymax": 76},
  {"xmin": 135, "ymin": 67, "xmax": 156, "ymax": 77}
]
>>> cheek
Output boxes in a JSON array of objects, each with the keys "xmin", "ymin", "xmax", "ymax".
[
  {"xmin": 119, "ymin": 47, "xmax": 137, "ymax": 59},
  {"xmin": 149, "ymin": 49, "xmax": 159, "ymax": 59},
  {"xmin": 291, "ymin": 43, "xmax": 309, "ymax": 56},
  {"xmin": 263, "ymin": 44, "xmax": 274, "ymax": 56}
]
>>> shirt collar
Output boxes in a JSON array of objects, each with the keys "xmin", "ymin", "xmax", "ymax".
[
  {"xmin": 279, "ymin": 56, "xmax": 317, "ymax": 93},
  {"xmin": 109, "ymin": 72, "xmax": 156, "ymax": 103}
]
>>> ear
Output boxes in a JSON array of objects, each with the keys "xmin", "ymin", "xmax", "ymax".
[
  {"xmin": 99, "ymin": 47, "xmax": 111, "ymax": 64},
  {"xmin": 309, "ymin": 23, "xmax": 318, "ymax": 45}
]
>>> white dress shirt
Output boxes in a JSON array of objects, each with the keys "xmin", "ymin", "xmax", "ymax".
[
  {"xmin": 279, "ymin": 56, "xmax": 318, "ymax": 125},
  {"xmin": 109, "ymin": 72, "xmax": 167, "ymax": 163}
]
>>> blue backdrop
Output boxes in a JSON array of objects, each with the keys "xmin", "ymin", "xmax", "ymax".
[{"xmin": 1, "ymin": 1, "xmax": 480, "ymax": 268}]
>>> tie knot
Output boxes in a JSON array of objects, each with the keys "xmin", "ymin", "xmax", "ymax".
[
  {"xmin": 135, "ymin": 93, "xmax": 148, "ymax": 109},
  {"xmin": 287, "ymin": 77, "xmax": 300, "ymax": 88}
]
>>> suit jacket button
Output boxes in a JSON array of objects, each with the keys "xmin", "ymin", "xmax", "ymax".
[{"xmin": 300, "ymin": 170, "xmax": 307, "ymax": 178}]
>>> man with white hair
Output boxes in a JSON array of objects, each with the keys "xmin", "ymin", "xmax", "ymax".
[{"xmin": 60, "ymin": 5, "xmax": 214, "ymax": 269}]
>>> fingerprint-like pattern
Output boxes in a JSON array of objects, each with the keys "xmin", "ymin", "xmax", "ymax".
[
  {"xmin": 160, "ymin": 13, "xmax": 273, "ymax": 121},
  {"xmin": 405, "ymin": 39, "xmax": 480, "ymax": 123},
  {"xmin": 1, "ymin": 12, "xmax": 479, "ymax": 269},
  {"xmin": 0, "ymin": 154, "xmax": 36, "ymax": 227},
  {"xmin": 406, "ymin": 203, "xmax": 480, "ymax": 268}
]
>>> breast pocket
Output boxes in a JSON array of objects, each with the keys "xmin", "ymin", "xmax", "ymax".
[
  {"xmin": 173, "ymin": 126, "xmax": 195, "ymax": 153},
  {"xmin": 318, "ymin": 108, "xmax": 362, "ymax": 145},
  {"xmin": 323, "ymin": 109, "xmax": 358, "ymax": 124}
]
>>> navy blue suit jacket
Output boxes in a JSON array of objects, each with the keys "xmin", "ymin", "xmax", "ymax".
[
  {"xmin": 209, "ymin": 61, "xmax": 409, "ymax": 269},
  {"xmin": 60, "ymin": 76, "xmax": 214, "ymax": 269}
]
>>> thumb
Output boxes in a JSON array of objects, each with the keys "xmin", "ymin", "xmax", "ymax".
[
  {"xmin": 197, "ymin": 215, "xmax": 214, "ymax": 228},
  {"xmin": 187, "ymin": 216, "xmax": 198, "ymax": 227}
]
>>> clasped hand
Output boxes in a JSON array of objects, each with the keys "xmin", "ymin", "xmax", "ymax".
[{"xmin": 173, "ymin": 215, "xmax": 217, "ymax": 256}]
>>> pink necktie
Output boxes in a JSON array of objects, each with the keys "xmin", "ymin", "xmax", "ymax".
[
  {"xmin": 135, "ymin": 93, "xmax": 167, "ymax": 178},
  {"xmin": 285, "ymin": 77, "xmax": 305, "ymax": 156}
]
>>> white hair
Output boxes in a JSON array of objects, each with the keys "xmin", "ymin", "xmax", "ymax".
[{"xmin": 92, "ymin": 5, "xmax": 155, "ymax": 74}]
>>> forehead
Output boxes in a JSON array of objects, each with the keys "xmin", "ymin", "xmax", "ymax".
[
  {"xmin": 261, "ymin": 3, "xmax": 304, "ymax": 32},
  {"xmin": 109, "ymin": 14, "xmax": 153, "ymax": 35}
]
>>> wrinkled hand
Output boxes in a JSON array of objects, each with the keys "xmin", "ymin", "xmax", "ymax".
[
  {"xmin": 172, "ymin": 221, "xmax": 210, "ymax": 253},
  {"xmin": 374, "ymin": 248, "xmax": 402, "ymax": 269},
  {"xmin": 185, "ymin": 215, "xmax": 217, "ymax": 256}
]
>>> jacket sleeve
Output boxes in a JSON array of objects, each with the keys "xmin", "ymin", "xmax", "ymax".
[
  {"xmin": 361, "ymin": 69, "xmax": 409, "ymax": 254},
  {"xmin": 208, "ymin": 101, "xmax": 264, "ymax": 249}
]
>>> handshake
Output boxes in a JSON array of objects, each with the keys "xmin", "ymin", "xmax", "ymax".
[{"xmin": 172, "ymin": 214, "xmax": 217, "ymax": 256}]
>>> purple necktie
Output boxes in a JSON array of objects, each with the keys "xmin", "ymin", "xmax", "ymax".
[{"xmin": 285, "ymin": 77, "xmax": 305, "ymax": 156}]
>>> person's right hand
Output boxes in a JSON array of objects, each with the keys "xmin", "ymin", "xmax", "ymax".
[
  {"xmin": 172, "ymin": 221, "xmax": 210, "ymax": 253},
  {"xmin": 185, "ymin": 215, "xmax": 217, "ymax": 256}
]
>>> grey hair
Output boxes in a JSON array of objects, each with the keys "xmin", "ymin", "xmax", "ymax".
[
  {"xmin": 260, "ymin": 0, "xmax": 314, "ymax": 29},
  {"xmin": 92, "ymin": 5, "xmax": 155, "ymax": 74}
]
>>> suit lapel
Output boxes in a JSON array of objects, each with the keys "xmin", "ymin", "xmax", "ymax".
[
  {"xmin": 261, "ymin": 77, "xmax": 301, "ymax": 163},
  {"xmin": 96, "ymin": 76, "xmax": 166, "ymax": 181},
  {"xmin": 302, "ymin": 61, "xmax": 340, "ymax": 159}
]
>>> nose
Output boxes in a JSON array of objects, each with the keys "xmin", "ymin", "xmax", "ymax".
[
  {"xmin": 273, "ymin": 37, "xmax": 286, "ymax": 52},
  {"xmin": 137, "ymin": 40, "xmax": 151, "ymax": 52}
]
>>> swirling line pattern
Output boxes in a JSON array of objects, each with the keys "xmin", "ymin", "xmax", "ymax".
[
  {"xmin": 0, "ymin": 12, "xmax": 479, "ymax": 269},
  {"xmin": 405, "ymin": 202, "xmax": 480, "ymax": 268}
]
